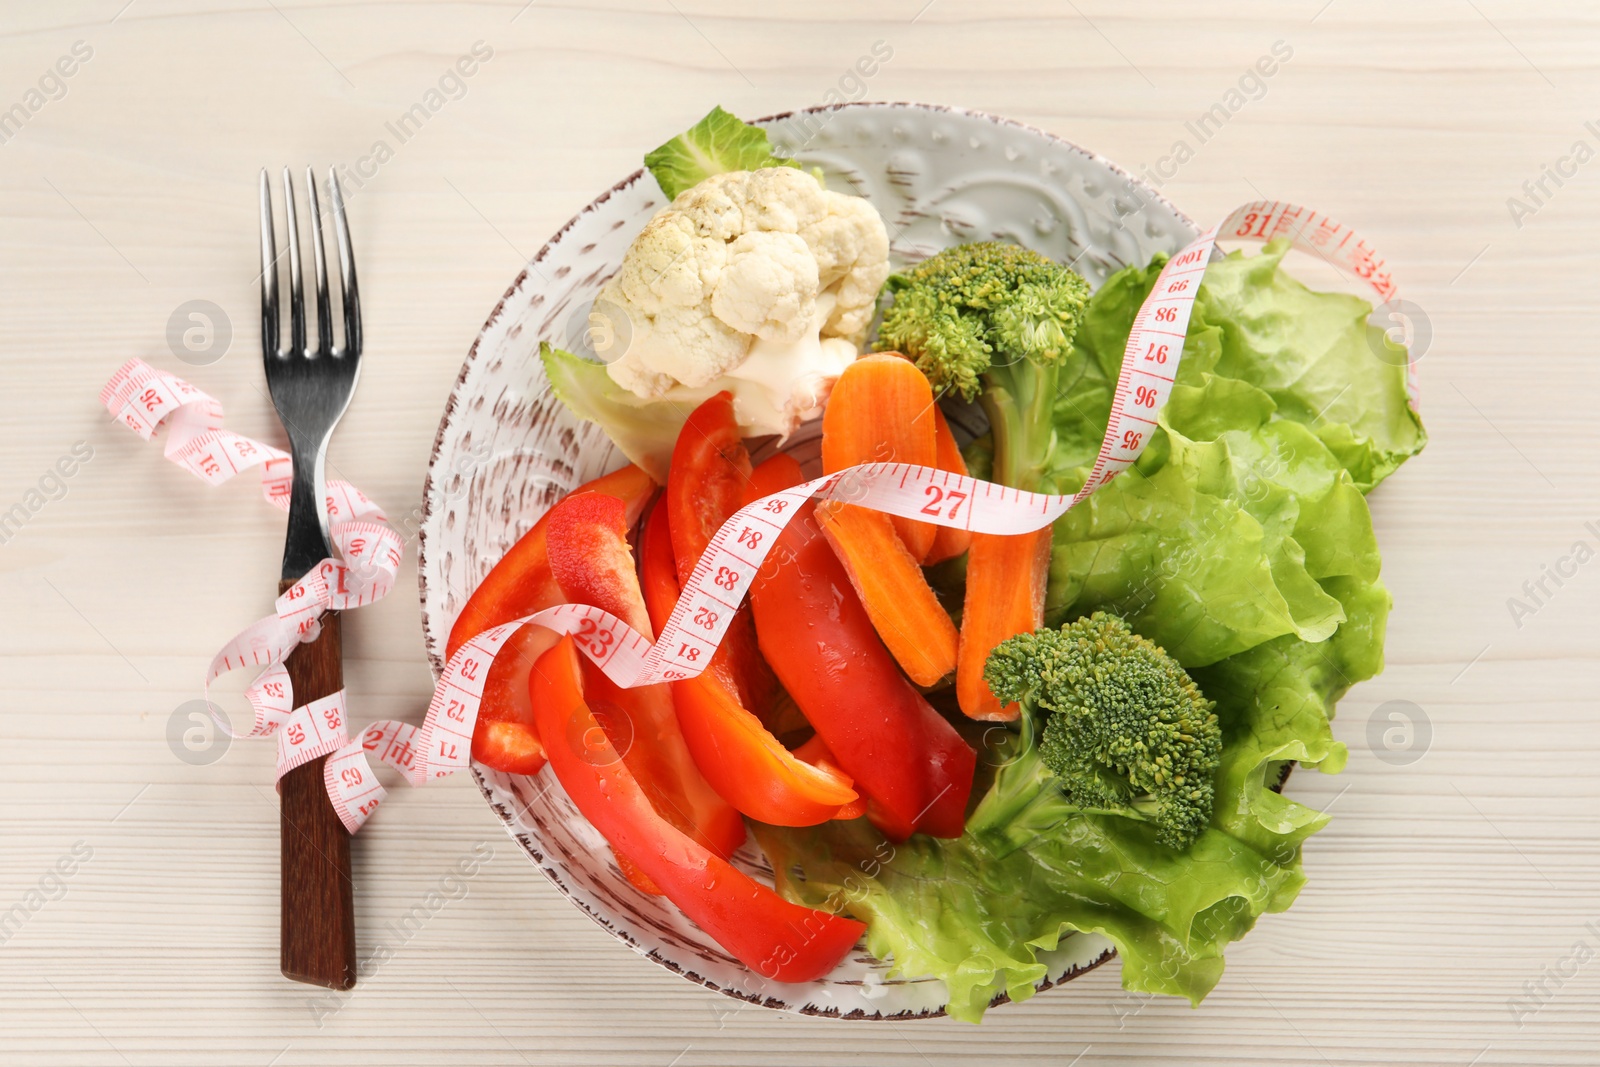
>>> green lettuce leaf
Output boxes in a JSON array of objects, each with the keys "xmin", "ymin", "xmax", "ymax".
[
  {"xmin": 643, "ymin": 105, "xmax": 799, "ymax": 200},
  {"xmin": 1198, "ymin": 241, "xmax": 1424, "ymax": 491},
  {"xmin": 1045, "ymin": 413, "xmax": 1373, "ymax": 667},
  {"xmin": 758, "ymin": 242, "xmax": 1422, "ymax": 1022},
  {"xmin": 1072, "ymin": 239, "xmax": 1426, "ymax": 492},
  {"xmin": 1043, "ymin": 242, "xmax": 1409, "ymax": 667},
  {"xmin": 755, "ymin": 573, "xmax": 1387, "ymax": 1023}
]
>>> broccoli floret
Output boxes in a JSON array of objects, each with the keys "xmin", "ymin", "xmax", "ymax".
[
  {"xmin": 875, "ymin": 242, "xmax": 1091, "ymax": 492},
  {"xmin": 984, "ymin": 612, "xmax": 1222, "ymax": 850}
]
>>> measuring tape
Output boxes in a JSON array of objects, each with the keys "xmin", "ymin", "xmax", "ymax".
[
  {"xmin": 99, "ymin": 359, "xmax": 405, "ymax": 807},
  {"xmin": 105, "ymin": 199, "xmax": 1405, "ymax": 833}
]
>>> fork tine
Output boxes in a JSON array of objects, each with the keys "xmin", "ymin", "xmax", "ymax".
[
  {"xmin": 281, "ymin": 167, "xmax": 306, "ymax": 358},
  {"xmin": 327, "ymin": 167, "xmax": 361, "ymax": 358},
  {"xmin": 305, "ymin": 166, "xmax": 333, "ymax": 358},
  {"xmin": 259, "ymin": 169, "xmax": 279, "ymax": 359}
]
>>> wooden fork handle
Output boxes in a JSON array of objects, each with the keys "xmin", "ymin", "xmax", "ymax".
[{"xmin": 277, "ymin": 580, "xmax": 357, "ymax": 990}]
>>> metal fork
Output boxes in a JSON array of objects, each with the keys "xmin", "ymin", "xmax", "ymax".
[{"xmin": 260, "ymin": 166, "xmax": 362, "ymax": 990}]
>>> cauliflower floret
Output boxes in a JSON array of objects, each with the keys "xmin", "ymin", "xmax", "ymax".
[
  {"xmin": 738, "ymin": 167, "xmax": 829, "ymax": 234},
  {"xmin": 607, "ymin": 303, "xmax": 748, "ymax": 394},
  {"xmin": 712, "ymin": 231, "xmax": 819, "ymax": 343},
  {"xmin": 674, "ymin": 167, "xmax": 829, "ymax": 240},
  {"xmin": 668, "ymin": 170, "xmax": 751, "ymax": 242},
  {"xmin": 619, "ymin": 326, "xmax": 853, "ymax": 435},
  {"xmin": 803, "ymin": 194, "xmax": 891, "ymax": 341},
  {"xmin": 607, "ymin": 212, "xmax": 724, "ymax": 310},
  {"xmin": 600, "ymin": 166, "xmax": 891, "ymax": 437}
]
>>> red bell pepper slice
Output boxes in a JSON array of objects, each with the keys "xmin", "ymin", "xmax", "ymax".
[
  {"xmin": 546, "ymin": 493, "xmax": 655, "ymax": 634},
  {"xmin": 666, "ymin": 394, "xmax": 778, "ymax": 715},
  {"xmin": 666, "ymin": 392, "xmax": 752, "ymax": 587},
  {"xmin": 448, "ymin": 464, "xmax": 656, "ymax": 656},
  {"xmin": 641, "ymin": 493, "xmax": 858, "ymax": 826},
  {"xmin": 670, "ymin": 669, "xmax": 860, "ymax": 827},
  {"xmin": 446, "ymin": 464, "xmax": 656, "ymax": 776},
  {"xmin": 792, "ymin": 735, "xmax": 869, "ymax": 821},
  {"xmin": 638, "ymin": 495, "xmax": 680, "ymax": 639},
  {"xmin": 532, "ymin": 635, "xmax": 866, "ymax": 982},
  {"xmin": 741, "ymin": 456, "xmax": 837, "ymax": 748},
  {"xmin": 545, "ymin": 492, "xmax": 745, "ymax": 861},
  {"xmin": 466, "ymin": 630, "xmax": 561, "ymax": 777},
  {"xmin": 745, "ymin": 452, "xmax": 805, "ymax": 501},
  {"xmin": 749, "ymin": 509, "xmax": 976, "ymax": 841}
]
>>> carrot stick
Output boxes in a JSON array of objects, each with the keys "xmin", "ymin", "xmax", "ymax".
[
  {"xmin": 924, "ymin": 406, "xmax": 973, "ymax": 565},
  {"xmin": 815, "ymin": 500, "xmax": 958, "ymax": 687},
  {"xmin": 821, "ymin": 353, "xmax": 938, "ymax": 561},
  {"xmin": 956, "ymin": 528, "xmax": 1052, "ymax": 720}
]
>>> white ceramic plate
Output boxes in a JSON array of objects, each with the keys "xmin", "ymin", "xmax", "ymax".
[{"xmin": 417, "ymin": 102, "xmax": 1197, "ymax": 1018}]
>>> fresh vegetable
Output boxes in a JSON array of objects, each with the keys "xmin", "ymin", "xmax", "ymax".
[
  {"xmin": 983, "ymin": 612, "xmax": 1222, "ymax": 851},
  {"xmin": 1044, "ymin": 241, "xmax": 1425, "ymax": 663},
  {"xmin": 642, "ymin": 104, "xmax": 800, "ymax": 201},
  {"xmin": 671, "ymin": 671, "xmax": 860, "ymax": 826},
  {"xmin": 446, "ymin": 464, "xmax": 655, "ymax": 654},
  {"xmin": 759, "ymin": 244, "xmax": 1422, "ymax": 1020},
  {"xmin": 541, "ymin": 342, "xmax": 687, "ymax": 484},
  {"xmin": 954, "ymin": 529, "xmax": 1050, "ymax": 720},
  {"xmin": 749, "ymin": 506, "xmax": 975, "ymax": 841},
  {"xmin": 791, "ymin": 735, "xmax": 869, "ymax": 821},
  {"xmin": 642, "ymin": 467, "xmax": 860, "ymax": 827},
  {"xmin": 665, "ymin": 392, "xmax": 778, "ymax": 714},
  {"xmin": 562, "ymin": 109, "xmax": 889, "ymax": 468},
  {"xmin": 666, "ymin": 391, "xmax": 753, "ymax": 586},
  {"xmin": 471, "ymin": 713, "xmax": 549, "ymax": 777},
  {"xmin": 923, "ymin": 405, "xmax": 973, "ymax": 565},
  {"xmin": 637, "ymin": 494, "xmax": 679, "ymax": 636},
  {"xmin": 740, "ymin": 451, "xmax": 813, "ymax": 723},
  {"xmin": 877, "ymin": 242, "xmax": 1091, "ymax": 493},
  {"xmin": 546, "ymin": 493, "xmax": 654, "ymax": 633},
  {"xmin": 1188, "ymin": 239, "xmax": 1423, "ymax": 491},
  {"xmin": 814, "ymin": 500, "xmax": 957, "ymax": 687},
  {"xmin": 744, "ymin": 451, "xmax": 805, "ymax": 503},
  {"xmin": 814, "ymin": 353, "xmax": 956, "ymax": 682},
  {"xmin": 532, "ymin": 635, "xmax": 866, "ymax": 982},
  {"xmin": 820, "ymin": 352, "xmax": 939, "ymax": 559},
  {"xmin": 544, "ymin": 492, "xmax": 745, "ymax": 861},
  {"xmin": 447, "ymin": 464, "xmax": 655, "ymax": 776},
  {"xmin": 738, "ymin": 451, "xmax": 816, "ymax": 740},
  {"xmin": 594, "ymin": 162, "xmax": 878, "ymax": 440},
  {"xmin": 539, "ymin": 105, "xmax": 893, "ymax": 479},
  {"xmin": 759, "ymin": 575, "xmax": 1382, "ymax": 1020},
  {"xmin": 876, "ymin": 242, "xmax": 1092, "ymax": 719},
  {"xmin": 512, "ymin": 112, "xmax": 1426, "ymax": 1011}
]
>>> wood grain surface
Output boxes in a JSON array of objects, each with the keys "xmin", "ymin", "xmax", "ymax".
[{"xmin": 0, "ymin": 1, "xmax": 1596, "ymax": 1064}]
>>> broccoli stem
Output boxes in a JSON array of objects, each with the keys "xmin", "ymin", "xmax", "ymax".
[
  {"xmin": 965, "ymin": 710, "xmax": 1057, "ymax": 842},
  {"xmin": 968, "ymin": 705, "xmax": 1031, "ymax": 836},
  {"xmin": 966, "ymin": 756, "xmax": 1054, "ymax": 839},
  {"xmin": 980, "ymin": 358, "xmax": 1060, "ymax": 493}
]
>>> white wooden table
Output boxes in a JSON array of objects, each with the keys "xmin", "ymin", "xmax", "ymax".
[{"xmin": 1, "ymin": 1, "xmax": 1594, "ymax": 1063}]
